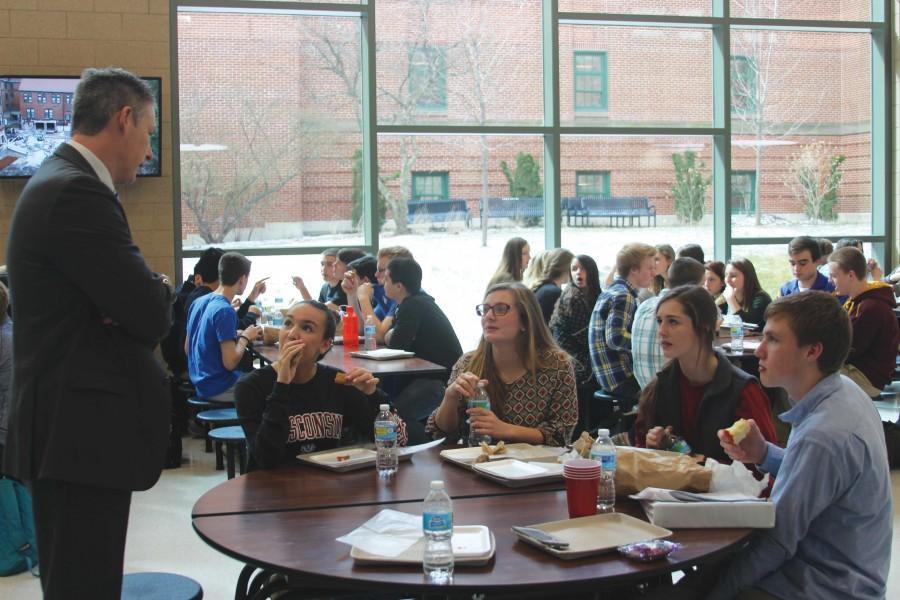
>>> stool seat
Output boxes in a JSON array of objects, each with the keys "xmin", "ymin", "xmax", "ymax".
[
  {"xmin": 196, "ymin": 408, "xmax": 239, "ymax": 424},
  {"xmin": 187, "ymin": 397, "xmax": 217, "ymax": 410},
  {"xmin": 121, "ymin": 572, "xmax": 203, "ymax": 600},
  {"xmin": 208, "ymin": 424, "xmax": 246, "ymax": 442}
]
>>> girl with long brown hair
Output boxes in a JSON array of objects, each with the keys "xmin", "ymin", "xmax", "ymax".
[{"xmin": 426, "ymin": 282, "xmax": 577, "ymax": 446}]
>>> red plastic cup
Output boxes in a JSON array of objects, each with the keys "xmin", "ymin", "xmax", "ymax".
[{"xmin": 564, "ymin": 472, "xmax": 599, "ymax": 518}]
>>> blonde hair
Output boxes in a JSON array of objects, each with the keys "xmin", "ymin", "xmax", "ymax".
[
  {"xmin": 616, "ymin": 243, "xmax": 657, "ymax": 279},
  {"xmin": 467, "ymin": 282, "xmax": 567, "ymax": 416},
  {"xmin": 377, "ymin": 246, "xmax": 413, "ymax": 261}
]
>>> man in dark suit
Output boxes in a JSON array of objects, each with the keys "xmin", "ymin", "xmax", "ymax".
[{"xmin": 3, "ymin": 68, "xmax": 174, "ymax": 599}]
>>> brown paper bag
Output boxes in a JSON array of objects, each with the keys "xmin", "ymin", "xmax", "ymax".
[
  {"xmin": 614, "ymin": 447, "xmax": 712, "ymax": 496},
  {"xmin": 262, "ymin": 325, "xmax": 281, "ymax": 345}
]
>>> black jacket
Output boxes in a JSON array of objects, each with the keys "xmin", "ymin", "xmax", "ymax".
[{"xmin": 3, "ymin": 143, "xmax": 173, "ymax": 490}]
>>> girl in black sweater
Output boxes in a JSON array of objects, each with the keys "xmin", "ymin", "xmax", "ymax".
[{"xmin": 236, "ymin": 300, "xmax": 407, "ymax": 469}]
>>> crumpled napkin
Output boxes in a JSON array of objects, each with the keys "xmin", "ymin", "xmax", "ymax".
[
  {"xmin": 706, "ymin": 457, "xmax": 768, "ymax": 496},
  {"xmin": 335, "ymin": 509, "xmax": 422, "ymax": 557},
  {"xmin": 630, "ymin": 459, "xmax": 768, "ymax": 503}
]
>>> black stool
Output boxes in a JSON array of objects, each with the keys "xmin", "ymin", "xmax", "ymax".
[
  {"xmin": 121, "ymin": 572, "xmax": 203, "ymax": 600},
  {"xmin": 208, "ymin": 426, "xmax": 248, "ymax": 479},
  {"xmin": 197, "ymin": 408, "xmax": 240, "ymax": 470},
  {"xmin": 591, "ymin": 390, "xmax": 636, "ymax": 435}
]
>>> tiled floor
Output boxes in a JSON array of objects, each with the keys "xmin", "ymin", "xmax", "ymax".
[{"xmin": 1, "ymin": 437, "xmax": 898, "ymax": 599}]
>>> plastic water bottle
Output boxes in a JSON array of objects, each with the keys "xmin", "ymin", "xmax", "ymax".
[
  {"xmin": 364, "ymin": 314, "xmax": 377, "ymax": 351},
  {"xmin": 422, "ymin": 480, "xmax": 454, "ymax": 584},
  {"xmin": 271, "ymin": 297, "xmax": 284, "ymax": 327},
  {"xmin": 590, "ymin": 428, "xmax": 617, "ymax": 513},
  {"xmin": 467, "ymin": 383, "xmax": 492, "ymax": 447},
  {"xmin": 730, "ymin": 315, "xmax": 744, "ymax": 353},
  {"xmin": 374, "ymin": 404, "xmax": 398, "ymax": 477}
]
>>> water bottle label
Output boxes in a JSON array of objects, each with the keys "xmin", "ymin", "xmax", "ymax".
[
  {"xmin": 374, "ymin": 423, "xmax": 397, "ymax": 442},
  {"xmin": 365, "ymin": 325, "xmax": 376, "ymax": 334},
  {"xmin": 591, "ymin": 451, "xmax": 616, "ymax": 471},
  {"xmin": 423, "ymin": 512, "xmax": 453, "ymax": 532},
  {"xmin": 730, "ymin": 325, "xmax": 742, "ymax": 336},
  {"xmin": 467, "ymin": 398, "xmax": 490, "ymax": 411}
]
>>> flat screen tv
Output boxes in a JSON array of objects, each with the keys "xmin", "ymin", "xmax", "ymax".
[{"xmin": 0, "ymin": 75, "xmax": 162, "ymax": 178}]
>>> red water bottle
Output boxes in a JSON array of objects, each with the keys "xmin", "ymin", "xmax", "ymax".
[{"xmin": 342, "ymin": 306, "xmax": 359, "ymax": 350}]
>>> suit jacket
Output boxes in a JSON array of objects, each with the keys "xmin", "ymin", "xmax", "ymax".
[{"xmin": 3, "ymin": 143, "xmax": 173, "ymax": 491}]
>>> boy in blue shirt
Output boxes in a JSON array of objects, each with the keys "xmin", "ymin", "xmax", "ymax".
[
  {"xmin": 186, "ymin": 252, "xmax": 261, "ymax": 401},
  {"xmin": 778, "ymin": 236, "xmax": 835, "ymax": 297}
]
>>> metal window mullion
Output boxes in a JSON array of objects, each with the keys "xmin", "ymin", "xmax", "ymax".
[
  {"xmin": 713, "ymin": 2, "xmax": 730, "ymax": 261},
  {"xmin": 544, "ymin": 0, "xmax": 561, "ymax": 249},
  {"xmin": 170, "ymin": 0, "xmax": 184, "ymax": 281},
  {"xmin": 361, "ymin": 6, "xmax": 378, "ymax": 250},
  {"xmin": 869, "ymin": 0, "xmax": 892, "ymax": 269}
]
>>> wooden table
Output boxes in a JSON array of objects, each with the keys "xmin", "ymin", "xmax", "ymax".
[
  {"xmin": 192, "ymin": 446, "xmax": 753, "ymax": 597},
  {"xmin": 192, "ymin": 443, "xmax": 562, "ymax": 517},
  {"xmin": 251, "ymin": 343, "xmax": 447, "ymax": 378},
  {"xmin": 194, "ymin": 494, "xmax": 751, "ymax": 596}
]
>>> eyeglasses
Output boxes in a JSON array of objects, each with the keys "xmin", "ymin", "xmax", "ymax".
[{"xmin": 476, "ymin": 302, "xmax": 512, "ymax": 317}]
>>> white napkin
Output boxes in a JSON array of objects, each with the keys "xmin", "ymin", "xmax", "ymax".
[
  {"xmin": 335, "ymin": 509, "xmax": 422, "ymax": 558},
  {"xmin": 706, "ymin": 457, "xmax": 768, "ymax": 496}
]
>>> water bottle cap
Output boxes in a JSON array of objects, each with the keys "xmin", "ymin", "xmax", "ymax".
[
  {"xmin": 379, "ymin": 404, "xmax": 389, "ymax": 411},
  {"xmin": 430, "ymin": 480, "xmax": 444, "ymax": 490},
  {"xmin": 598, "ymin": 428, "xmax": 610, "ymax": 436}
]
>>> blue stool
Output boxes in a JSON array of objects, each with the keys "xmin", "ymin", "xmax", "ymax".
[
  {"xmin": 197, "ymin": 409, "xmax": 240, "ymax": 471},
  {"xmin": 208, "ymin": 426, "xmax": 248, "ymax": 479},
  {"xmin": 188, "ymin": 397, "xmax": 218, "ymax": 452},
  {"xmin": 121, "ymin": 572, "xmax": 203, "ymax": 600}
]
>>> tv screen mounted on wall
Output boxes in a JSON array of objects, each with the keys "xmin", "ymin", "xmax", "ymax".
[{"xmin": 0, "ymin": 75, "xmax": 162, "ymax": 178}]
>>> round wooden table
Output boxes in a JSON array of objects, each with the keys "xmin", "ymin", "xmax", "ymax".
[{"xmin": 192, "ymin": 446, "xmax": 753, "ymax": 597}]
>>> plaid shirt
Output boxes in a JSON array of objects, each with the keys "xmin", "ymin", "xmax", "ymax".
[
  {"xmin": 631, "ymin": 292, "xmax": 666, "ymax": 389},
  {"xmin": 588, "ymin": 277, "xmax": 639, "ymax": 392}
]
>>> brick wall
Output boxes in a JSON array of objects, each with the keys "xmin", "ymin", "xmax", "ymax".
[
  {"xmin": 0, "ymin": 0, "xmax": 173, "ymax": 277},
  {"xmin": 176, "ymin": 4, "xmax": 879, "ymax": 244}
]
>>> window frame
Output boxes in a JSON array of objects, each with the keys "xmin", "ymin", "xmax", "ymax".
[
  {"xmin": 408, "ymin": 46, "xmax": 448, "ymax": 112},
  {"xmin": 411, "ymin": 171, "xmax": 449, "ymax": 202},
  {"xmin": 573, "ymin": 50, "xmax": 608, "ymax": 113},
  {"xmin": 575, "ymin": 170, "xmax": 611, "ymax": 197}
]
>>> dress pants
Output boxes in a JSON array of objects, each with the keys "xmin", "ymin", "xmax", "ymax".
[{"xmin": 32, "ymin": 478, "xmax": 132, "ymax": 600}]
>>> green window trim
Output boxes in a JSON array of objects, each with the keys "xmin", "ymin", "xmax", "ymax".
[
  {"xmin": 575, "ymin": 171, "xmax": 611, "ymax": 197},
  {"xmin": 409, "ymin": 47, "xmax": 447, "ymax": 111},
  {"xmin": 574, "ymin": 51, "xmax": 608, "ymax": 113},
  {"xmin": 412, "ymin": 171, "xmax": 449, "ymax": 201},
  {"xmin": 730, "ymin": 55, "xmax": 757, "ymax": 115}
]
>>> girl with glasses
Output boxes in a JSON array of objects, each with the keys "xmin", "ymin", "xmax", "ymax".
[{"xmin": 426, "ymin": 282, "xmax": 577, "ymax": 446}]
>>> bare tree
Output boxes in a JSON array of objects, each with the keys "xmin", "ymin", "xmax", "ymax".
[
  {"xmin": 448, "ymin": 0, "xmax": 536, "ymax": 246},
  {"xmin": 180, "ymin": 94, "xmax": 319, "ymax": 244},
  {"xmin": 786, "ymin": 141, "xmax": 845, "ymax": 225},
  {"xmin": 731, "ymin": 0, "xmax": 828, "ymax": 225},
  {"xmin": 304, "ymin": 1, "xmax": 449, "ymax": 234}
]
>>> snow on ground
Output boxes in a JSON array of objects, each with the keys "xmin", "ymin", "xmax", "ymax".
[{"xmin": 182, "ymin": 219, "xmax": 871, "ymax": 350}]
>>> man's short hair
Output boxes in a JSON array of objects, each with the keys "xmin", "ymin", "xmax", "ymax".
[
  {"xmin": 322, "ymin": 248, "xmax": 339, "ymax": 258},
  {"xmin": 835, "ymin": 238, "xmax": 863, "ymax": 251},
  {"xmin": 788, "ymin": 236, "xmax": 821, "ymax": 261},
  {"xmin": 218, "ymin": 252, "xmax": 252, "ymax": 287},
  {"xmin": 765, "ymin": 292, "xmax": 850, "ymax": 375},
  {"xmin": 818, "ymin": 238, "xmax": 834, "ymax": 259},
  {"xmin": 337, "ymin": 248, "xmax": 366, "ymax": 265},
  {"xmin": 676, "ymin": 243, "xmax": 705, "ymax": 264},
  {"xmin": 193, "ymin": 247, "xmax": 224, "ymax": 283},
  {"xmin": 387, "ymin": 257, "xmax": 422, "ymax": 294},
  {"xmin": 348, "ymin": 255, "xmax": 377, "ymax": 283},
  {"xmin": 377, "ymin": 246, "xmax": 414, "ymax": 261},
  {"xmin": 667, "ymin": 257, "xmax": 705, "ymax": 288},
  {"xmin": 616, "ymin": 243, "xmax": 657, "ymax": 279},
  {"xmin": 71, "ymin": 68, "xmax": 155, "ymax": 136},
  {"xmin": 829, "ymin": 247, "xmax": 867, "ymax": 280}
]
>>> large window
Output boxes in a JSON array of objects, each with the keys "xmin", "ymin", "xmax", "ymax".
[{"xmin": 174, "ymin": 1, "xmax": 891, "ymax": 317}]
